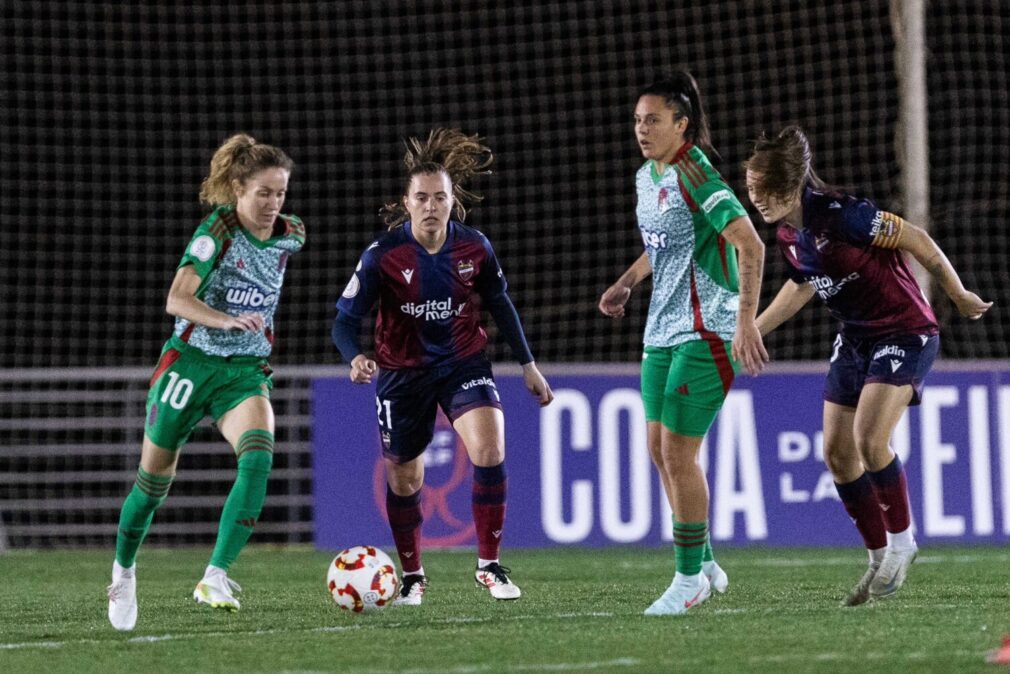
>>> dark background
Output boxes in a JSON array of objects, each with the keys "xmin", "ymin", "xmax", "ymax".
[{"xmin": 3, "ymin": 0, "xmax": 1006, "ymax": 367}]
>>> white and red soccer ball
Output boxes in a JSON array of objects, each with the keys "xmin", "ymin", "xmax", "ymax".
[{"xmin": 327, "ymin": 545, "xmax": 399, "ymax": 612}]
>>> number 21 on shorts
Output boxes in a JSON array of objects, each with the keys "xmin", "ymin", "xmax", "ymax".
[
  {"xmin": 375, "ymin": 396, "xmax": 393, "ymax": 429},
  {"xmin": 160, "ymin": 371, "xmax": 194, "ymax": 410}
]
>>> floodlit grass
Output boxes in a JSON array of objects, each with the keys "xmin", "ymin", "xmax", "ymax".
[{"xmin": 1, "ymin": 546, "xmax": 1008, "ymax": 673}]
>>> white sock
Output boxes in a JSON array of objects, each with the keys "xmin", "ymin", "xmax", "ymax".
[
  {"xmin": 887, "ymin": 528, "xmax": 916, "ymax": 550},
  {"xmin": 113, "ymin": 560, "xmax": 135, "ymax": 579},
  {"xmin": 204, "ymin": 564, "xmax": 227, "ymax": 579},
  {"xmin": 869, "ymin": 547, "xmax": 886, "ymax": 565},
  {"xmin": 477, "ymin": 558, "xmax": 499, "ymax": 569}
]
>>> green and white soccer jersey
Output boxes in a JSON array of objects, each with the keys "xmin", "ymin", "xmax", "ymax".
[
  {"xmin": 173, "ymin": 205, "xmax": 305, "ymax": 358},
  {"xmin": 636, "ymin": 144, "xmax": 747, "ymax": 348}
]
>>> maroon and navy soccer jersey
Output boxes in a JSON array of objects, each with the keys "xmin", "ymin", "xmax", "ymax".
[
  {"xmin": 337, "ymin": 221, "xmax": 509, "ymax": 369},
  {"xmin": 777, "ymin": 186, "xmax": 938, "ymax": 340}
]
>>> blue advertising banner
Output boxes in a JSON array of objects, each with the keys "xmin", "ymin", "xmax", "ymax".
[{"xmin": 313, "ymin": 368, "xmax": 1010, "ymax": 549}]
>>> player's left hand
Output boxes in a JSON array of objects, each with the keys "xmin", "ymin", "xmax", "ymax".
[
  {"xmin": 953, "ymin": 290, "xmax": 993, "ymax": 320},
  {"xmin": 522, "ymin": 362, "xmax": 554, "ymax": 406},
  {"xmin": 732, "ymin": 320, "xmax": 769, "ymax": 376}
]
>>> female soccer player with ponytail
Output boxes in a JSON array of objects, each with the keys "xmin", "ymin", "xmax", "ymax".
[
  {"xmin": 333, "ymin": 129, "xmax": 553, "ymax": 605},
  {"xmin": 746, "ymin": 126, "xmax": 991, "ymax": 605},
  {"xmin": 599, "ymin": 71, "xmax": 768, "ymax": 615},
  {"xmin": 107, "ymin": 134, "xmax": 304, "ymax": 630}
]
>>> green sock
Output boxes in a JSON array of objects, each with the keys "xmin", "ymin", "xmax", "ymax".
[
  {"xmin": 116, "ymin": 468, "xmax": 173, "ymax": 567},
  {"xmin": 673, "ymin": 520, "xmax": 707, "ymax": 576},
  {"xmin": 209, "ymin": 430, "xmax": 274, "ymax": 571},
  {"xmin": 703, "ymin": 531, "xmax": 715, "ymax": 563}
]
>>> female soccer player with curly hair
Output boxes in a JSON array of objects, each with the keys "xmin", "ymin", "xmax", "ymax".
[
  {"xmin": 333, "ymin": 129, "xmax": 553, "ymax": 605},
  {"xmin": 108, "ymin": 134, "xmax": 304, "ymax": 630}
]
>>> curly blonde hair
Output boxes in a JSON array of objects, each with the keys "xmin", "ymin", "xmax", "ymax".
[
  {"xmin": 380, "ymin": 129, "xmax": 493, "ymax": 228},
  {"xmin": 199, "ymin": 134, "xmax": 294, "ymax": 206}
]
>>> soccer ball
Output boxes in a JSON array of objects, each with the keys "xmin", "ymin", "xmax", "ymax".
[{"xmin": 327, "ymin": 545, "xmax": 399, "ymax": 612}]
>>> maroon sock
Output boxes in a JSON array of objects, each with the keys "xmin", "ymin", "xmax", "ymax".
[
  {"xmin": 835, "ymin": 473, "xmax": 887, "ymax": 550},
  {"xmin": 472, "ymin": 462, "xmax": 507, "ymax": 560},
  {"xmin": 386, "ymin": 485, "xmax": 423, "ymax": 573},
  {"xmin": 866, "ymin": 455, "xmax": 912, "ymax": 533}
]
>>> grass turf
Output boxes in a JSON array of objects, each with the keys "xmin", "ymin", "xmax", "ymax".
[{"xmin": 1, "ymin": 545, "xmax": 1008, "ymax": 673}]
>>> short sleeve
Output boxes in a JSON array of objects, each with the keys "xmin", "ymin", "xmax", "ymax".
[
  {"xmin": 177, "ymin": 222, "xmax": 225, "ymax": 280},
  {"xmin": 474, "ymin": 234, "xmax": 509, "ymax": 300},
  {"xmin": 838, "ymin": 200, "xmax": 905, "ymax": 249},
  {"xmin": 336, "ymin": 243, "xmax": 381, "ymax": 319},
  {"xmin": 692, "ymin": 177, "xmax": 748, "ymax": 233}
]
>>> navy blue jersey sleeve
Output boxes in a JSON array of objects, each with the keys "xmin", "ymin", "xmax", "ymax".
[
  {"xmin": 836, "ymin": 198, "xmax": 882, "ymax": 248},
  {"xmin": 473, "ymin": 234, "xmax": 508, "ymax": 300},
  {"xmin": 331, "ymin": 311, "xmax": 363, "ymax": 363},
  {"xmin": 336, "ymin": 243, "xmax": 381, "ymax": 319},
  {"xmin": 485, "ymin": 293, "xmax": 534, "ymax": 364}
]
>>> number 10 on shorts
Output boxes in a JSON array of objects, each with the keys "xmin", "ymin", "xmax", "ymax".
[
  {"xmin": 160, "ymin": 372, "xmax": 194, "ymax": 410},
  {"xmin": 375, "ymin": 396, "xmax": 393, "ymax": 429}
]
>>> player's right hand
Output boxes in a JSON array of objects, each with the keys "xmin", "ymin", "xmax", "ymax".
[
  {"xmin": 350, "ymin": 354, "xmax": 377, "ymax": 384},
  {"xmin": 599, "ymin": 284, "xmax": 631, "ymax": 318},
  {"xmin": 222, "ymin": 313, "xmax": 265, "ymax": 332}
]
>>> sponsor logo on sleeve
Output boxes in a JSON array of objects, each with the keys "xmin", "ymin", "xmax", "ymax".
[
  {"xmin": 342, "ymin": 274, "xmax": 360, "ymax": 299},
  {"xmin": 701, "ymin": 189, "xmax": 732, "ymax": 214},
  {"xmin": 190, "ymin": 235, "xmax": 216, "ymax": 262}
]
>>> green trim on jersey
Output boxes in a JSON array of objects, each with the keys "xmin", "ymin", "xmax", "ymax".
[{"xmin": 671, "ymin": 146, "xmax": 747, "ymax": 294}]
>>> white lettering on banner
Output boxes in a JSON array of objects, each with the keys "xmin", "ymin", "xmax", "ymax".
[
  {"xmin": 780, "ymin": 473, "xmax": 808, "ymax": 502},
  {"xmin": 969, "ymin": 386, "xmax": 995, "ymax": 535},
  {"xmin": 598, "ymin": 390, "xmax": 650, "ymax": 542},
  {"xmin": 812, "ymin": 472, "xmax": 839, "ymax": 501},
  {"xmin": 1000, "ymin": 387, "xmax": 1010, "ymax": 535},
  {"xmin": 540, "ymin": 390, "xmax": 594, "ymax": 543},
  {"xmin": 779, "ymin": 432, "xmax": 810, "ymax": 462},
  {"xmin": 920, "ymin": 387, "xmax": 964, "ymax": 536},
  {"xmin": 712, "ymin": 392, "xmax": 768, "ymax": 540}
]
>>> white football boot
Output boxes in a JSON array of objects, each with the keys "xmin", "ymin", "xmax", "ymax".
[
  {"xmin": 107, "ymin": 560, "xmax": 138, "ymax": 631},
  {"xmin": 644, "ymin": 572, "xmax": 711, "ymax": 616},
  {"xmin": 392, "ymin": 573, "xmax": 428, "ymax": 606},
  {"xmin": 843, "ymin": 562, "xmax": 880, "ymax": 606},
  {"xmin": 703, "ymin": 560, "xmax": 729, "ymax": 594},
  {"xmin": 475, "ymin": 563, "xmax": 521, "ymax": 600},
  {"xmin": 869, "ymin": 541, "xmax": 918, "ymax": 599},
  {"xmin": 193, "ymin": 571, "xmax": 242, "ymax": 611}
]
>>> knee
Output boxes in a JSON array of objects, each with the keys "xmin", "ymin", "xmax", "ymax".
[
  {"xmin": 386, "ymin": 463, "xmax": 423, "ymax": 496},
  {"xmin": 659, "ymin": 443, "xmax": 697, "ymax": 476},
  {"xmin": 852, "ymin": 427, "xmax": 889, "ymax": 465},
  {"xmin": 822, "ymin": 442, "xmax": 860, "ymax": 480},
  {"xmin": 470, "ymin": 446, "xmax": 505, "ymax": 468}
]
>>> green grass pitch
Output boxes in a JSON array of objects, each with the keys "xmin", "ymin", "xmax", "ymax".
[{"xmin": 1, "ymin": 546, "xmax": 1008, "ymax": 673}]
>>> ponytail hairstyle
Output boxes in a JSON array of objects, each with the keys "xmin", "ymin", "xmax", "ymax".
[
  {"xmin": 380, "ymin": 128, "xmax": 493, "ymax": 229},
  {"xmin": 744, "ymin": 125, "xmax": 827, "ymax": 203},
  {"xmin": 199, "ymin": 133, "xmax": 294, "ymax": 206},
  {"xmin": 638, "ymin": 69, "xmax": 715, "ymax": 156}
]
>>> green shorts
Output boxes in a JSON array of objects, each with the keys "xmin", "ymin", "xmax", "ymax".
[
  {"xmin": 641, "ymin": 340, "xmax": 740, "ymax": 437},
  {"xmin": 144, "ymin": 338, "xmax": 273, "ymax": 450}
]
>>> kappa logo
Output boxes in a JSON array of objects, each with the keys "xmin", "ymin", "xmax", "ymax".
[
  {"xmin": 890, "ymin": 358, "xmax": 903, "ymax": 373},
  {"xmin": 457, "ymin": 260, "xmax": 475, "ymax": 281},
  {"xmin": 401, "ymin": 268, "xmax": 414, "ymax": 284}
]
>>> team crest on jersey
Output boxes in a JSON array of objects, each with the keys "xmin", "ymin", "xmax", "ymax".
[
  {"xmin": 657, "ymin": 187, "xmax": 672, "ymax": 214},
  {"xmin": 457, "ymin": 260, "xmax": 475, "ymax": 281}
]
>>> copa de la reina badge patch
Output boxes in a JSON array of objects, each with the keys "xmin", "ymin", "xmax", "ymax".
[{"xmin": 190, "ymin": 235, "xmax": 216, "ymax": 262}]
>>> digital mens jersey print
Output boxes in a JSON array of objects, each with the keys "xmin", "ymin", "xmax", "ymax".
[
  {"xmin": 776, "ymin": 186, "xmax": 937, "ymax": 339},
  {"xmin": 173, "ymin": 205, "xmax": 305, "ymax": 357},
  {"xmin": 637, "ymin": 143, "xmax": 747, "ymax": 348},
  {"xmin": 337, "ymin": 220, "xmax": 508, "ymax": 369}
]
